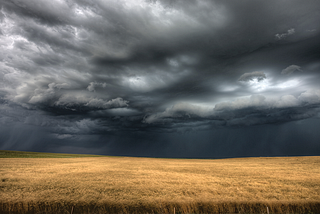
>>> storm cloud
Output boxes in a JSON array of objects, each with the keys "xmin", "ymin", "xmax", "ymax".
[
  {"xmin": 281, "ymin": 65, "xmax": 303, "ymax": 75},
  {"xmin": 1, "ymin": 0, "xmax": 320, "ymax": 158},
  {"xmin": 238, "ymin": 71, "xmax": 266, "ymax": 82}
]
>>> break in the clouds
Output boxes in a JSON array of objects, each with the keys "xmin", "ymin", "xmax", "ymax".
[
  {"xmin": 238, "ymin": 71, "xmax": 266, "ymax": 82},
  {"xmin": 1, "ymin": 0, "xmax": 320, "ymax": 158}
]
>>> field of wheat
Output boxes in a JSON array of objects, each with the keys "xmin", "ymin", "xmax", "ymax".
[{"xmin": 0, "ymin": 153, "xmax": 319, "ymax": 213}]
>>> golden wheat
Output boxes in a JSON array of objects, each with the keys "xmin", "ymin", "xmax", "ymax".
[{"xmin": 0, "ymin": 156, "xmax": 319, "ymax": 213}]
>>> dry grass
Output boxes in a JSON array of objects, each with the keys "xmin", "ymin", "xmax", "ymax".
[{"xmin": 0, "ymin": 156, "xmax": 319, "ymax": 213}]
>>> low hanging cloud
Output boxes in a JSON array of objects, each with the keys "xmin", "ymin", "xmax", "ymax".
[
  {"xmin": 298, "ymin": 89, "xmax": 320, "ymax": 104},
  {"xmin": 144, "ymin": 90, "xmax": 320, "ymax": 127},
  {"xmin": 281, "ymin": 65, "xmax": 303, "ymax": 75},
  {"xmin": 143, "ymin": 103, "xmax": 214, "ymax": 124},
  {"xmin": 238, "ymin": 71, "xmax": 266, "ymax": 82},
  {"xmin": 55, "ymin": 96, "xmax": 129, "ymax": 110},
  {"xmin": 214, "ymin": 94, "xmax": 267, "ymax": 111},
  {"xmin": 6, "ymin": 78, "xmax": 129, "ymax": 111},
  {"xmin": 87, "ymin": 82, "xmax": 107, "ymax": 92},
  {"xmin": 275, "ymin": 28, "xmax": 295, "ymax": 40}
]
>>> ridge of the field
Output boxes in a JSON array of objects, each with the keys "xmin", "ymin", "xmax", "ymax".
[{"xmin": 0, "ymin": 149, "xmax": 106, "ymax": 158}]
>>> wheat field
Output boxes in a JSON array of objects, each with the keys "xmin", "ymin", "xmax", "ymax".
[{"xmin": 0, "ymin": 154, "xmax": 320, "ymax": 213}]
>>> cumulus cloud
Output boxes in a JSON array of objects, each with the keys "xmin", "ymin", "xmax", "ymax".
[
  {"xmin": 144, "ymin": 90, "xmax": 320, "ymax": 126},
  {"xmin": 214, "ymin": 95, "xmax": 267, "ymax": 111},
  {"xmin": 55, "ymin": 96, "xmax": 129, "ymax": 110},
  {"xmin": 273, "ymin": 95, "xmax": 300, "ymax": 108},
  {"xmin": 281, "ymin": 65, "xmax": 303, "ymax": 75},
  {"xmin": 238, "ymin": 71, "xmax": 266, "ymax": 82},
  {"xmin": 298, "ymin": 89, "xmax": 320, "ymax": 104},
  {"xmin": 54, "ymin": 134, "xmax": 73, "ymax": 139},
  {"xmin": 87, "ymin": 82, "xmax": 107, "ymax": 92},
  {"xmin": 275, "ymin": 28, "xmax": 295, "ymax": 40},
  {"xmin": 27, "ymin": 83, "xmax": 71, "ymax": 105},
  {"xmin": 87, "ymin": 97, "xmax": 129, "ymax": 108},
  {"xmin": 221, "ymin": 91, "xmax": 320, "ymax": 126},
  {"xmin": 143, "ymin": 103, "xmax": 213, "ymax": 124}
]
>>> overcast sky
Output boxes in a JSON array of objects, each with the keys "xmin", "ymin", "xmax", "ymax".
[{"xmin": 1, "ymin": 0, "xmax": 320, "ymax": 158}]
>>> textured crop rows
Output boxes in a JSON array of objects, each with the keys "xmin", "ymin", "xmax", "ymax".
[{"xmin": 1, "ymin": 155, "xmax": 319, "ymax": 213}]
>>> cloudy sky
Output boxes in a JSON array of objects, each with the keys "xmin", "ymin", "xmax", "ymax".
[{"xmin": 1, "ymin": 0, "xmax": 320, "ymax": 158}]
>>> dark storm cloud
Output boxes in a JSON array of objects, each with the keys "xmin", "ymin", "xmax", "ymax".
[{"xmin": 1, "ymin": 0, "xmax": 320, "ymax": 157}]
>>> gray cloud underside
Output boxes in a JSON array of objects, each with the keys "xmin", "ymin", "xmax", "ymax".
[
  {"xmin": 1, "ymin": 0, "xmax": 320, "ymax": 145},
  {"xmin": 281, "ymin": 65, "xmax": 303, "ymax": 75}
]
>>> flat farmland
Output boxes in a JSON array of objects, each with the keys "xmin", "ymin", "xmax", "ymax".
[{"xmin": 0, "ymin": 152, "xmax": 319, "ymax": 213}]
